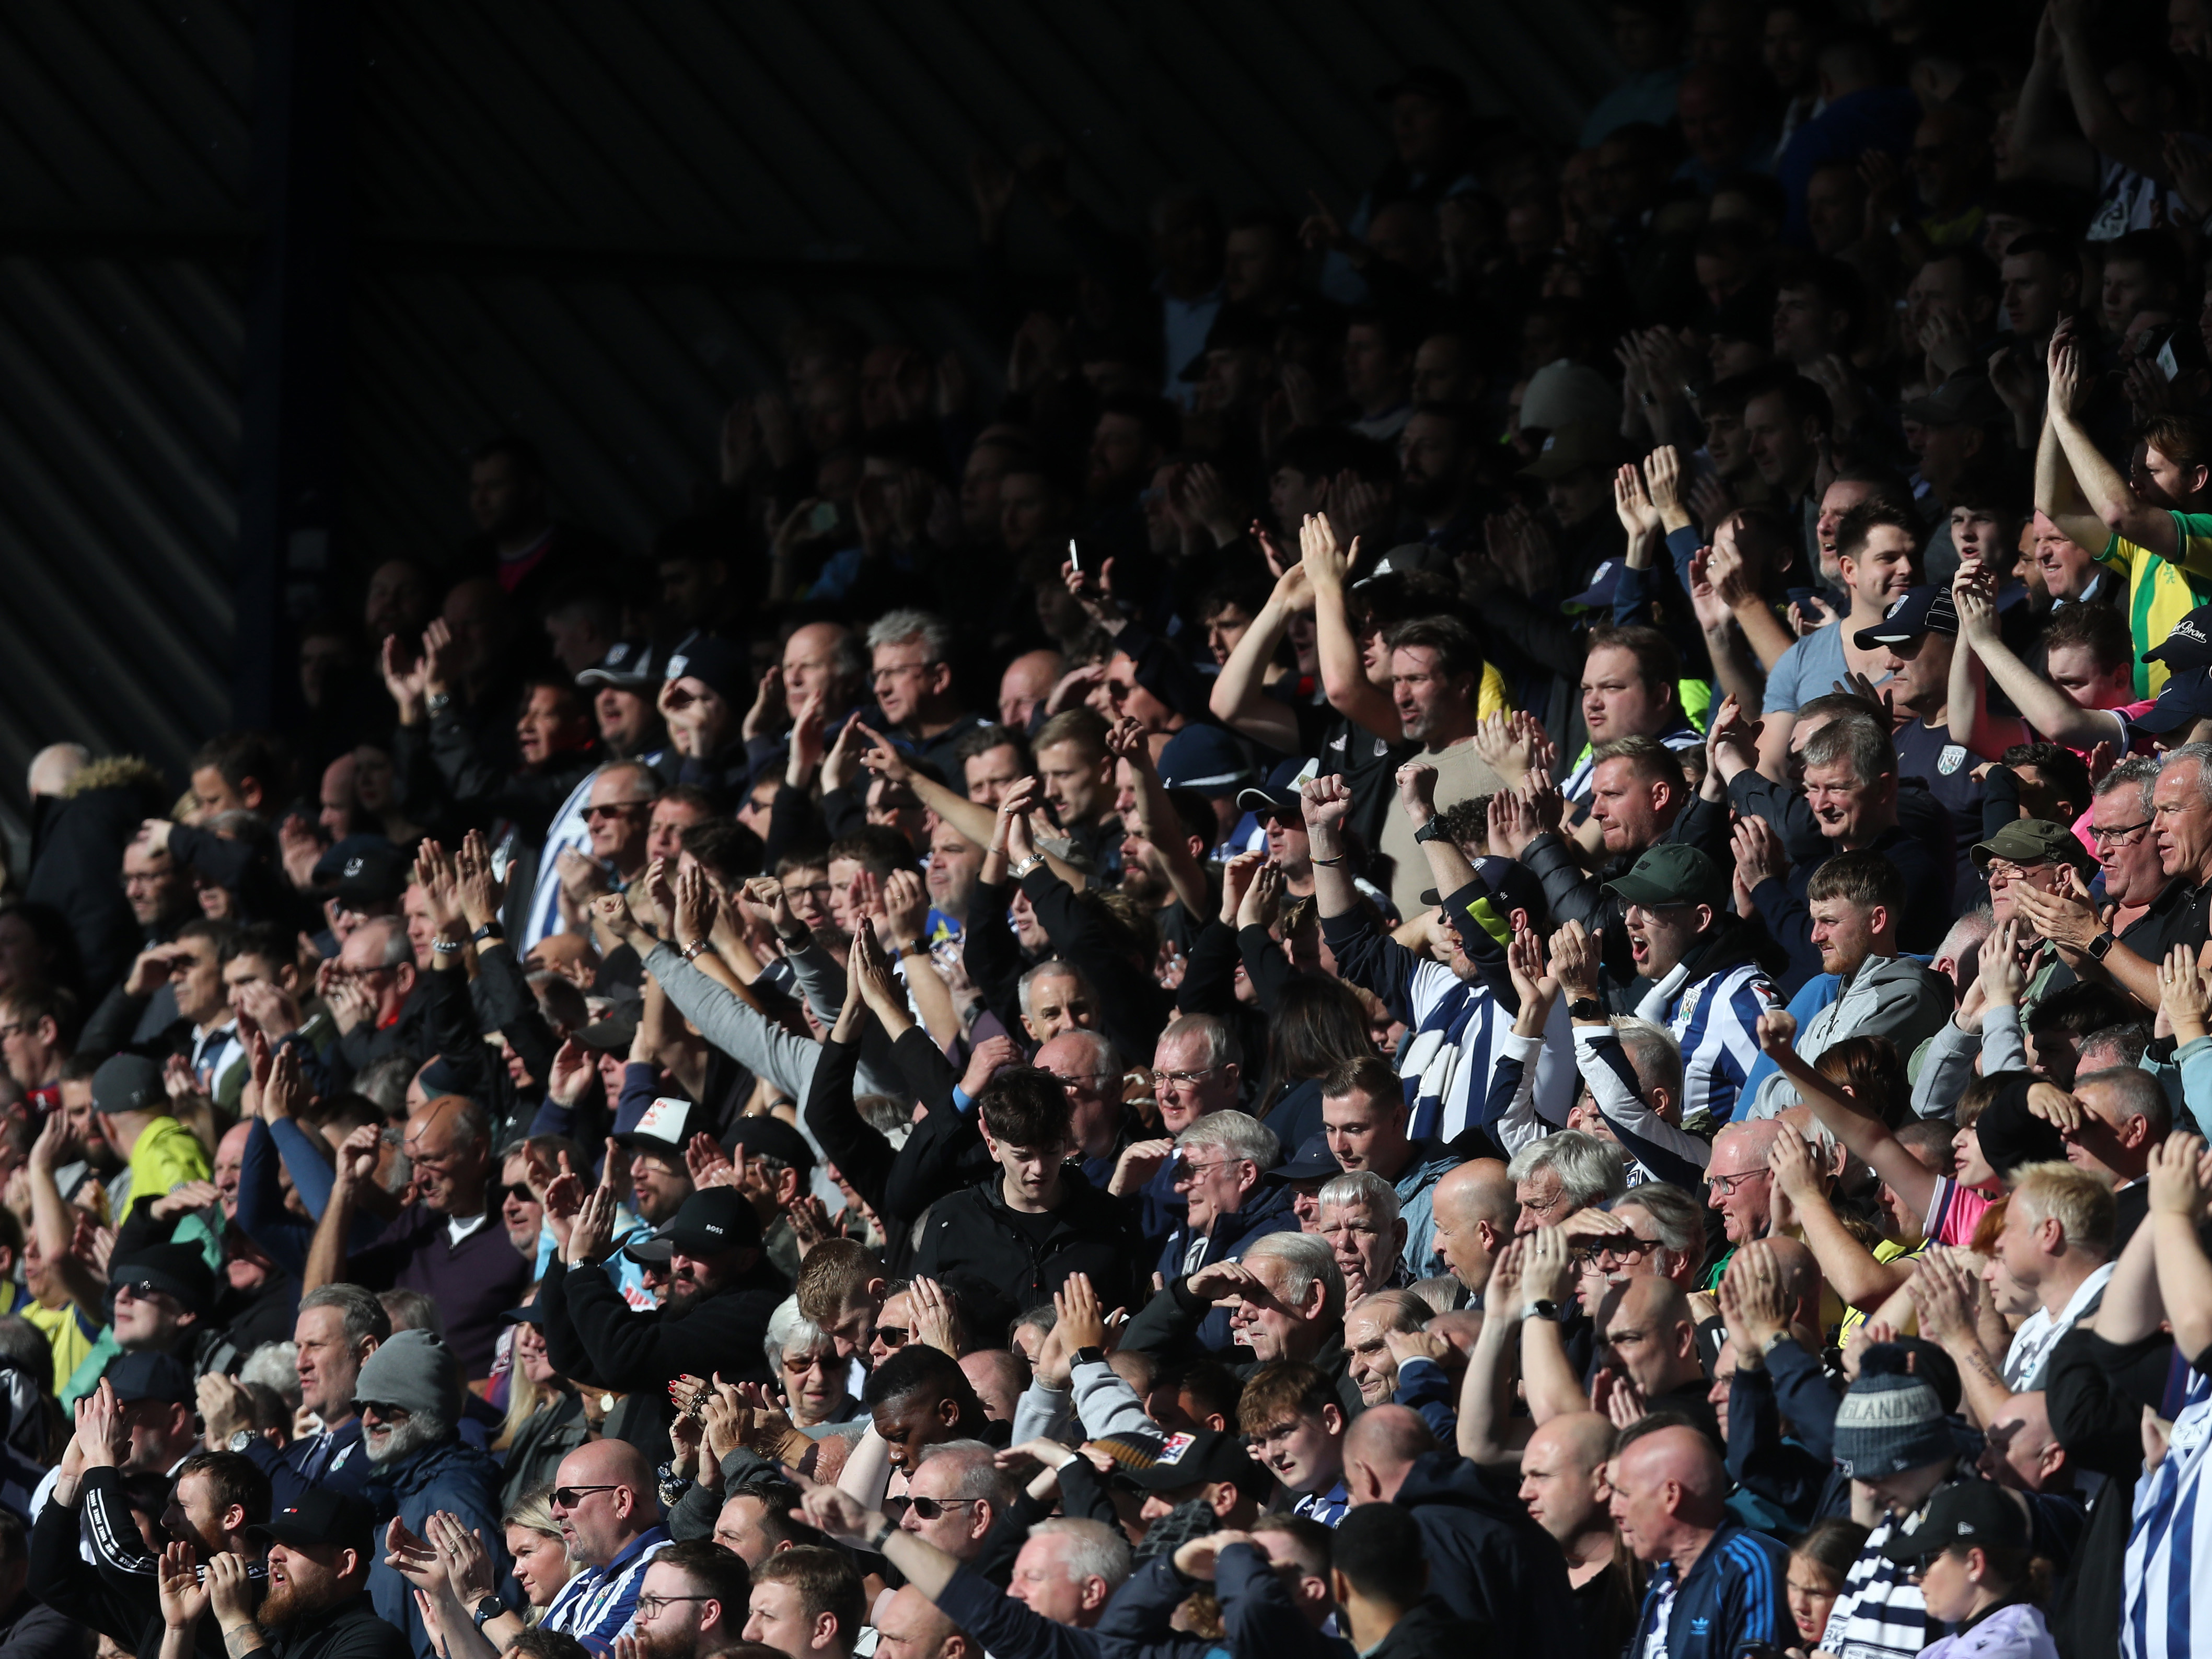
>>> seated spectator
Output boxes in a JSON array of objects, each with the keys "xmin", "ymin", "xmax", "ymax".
[
  {"xmin": 745, "ymin": 1545, "xmax": 866, "ymax": 1659},
  {"xmin": 1612, "ymin": 1421, "xmax": 1793, "ymax": 1659},
  {"xmin": 1151, "ymin": 1111, "xmax": 1296, "ymax": 1349}
]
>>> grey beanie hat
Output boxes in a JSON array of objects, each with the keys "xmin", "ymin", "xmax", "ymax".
[
  {"xmin": 352, "ymin": 1328, "xmax": 461, "ymax": 1423},
  {"xmin": 1832, "ymin": 1346, "xmax": 1952, "ymax": 1477}
]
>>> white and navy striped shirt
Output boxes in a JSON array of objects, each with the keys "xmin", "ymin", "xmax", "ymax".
[
  {"xmin": 2124, "ymin": 1369, "xmax": 2212, "ymax": 1659},
  {"xmin": 1398, "ymin": 958, "xmax": 1575, "ymax": 1143},
  {"xmin": 541, "ymin": 1527, "xmax": 671, "ymax": 1653},
  {"xmin": 1635, "ymin": 956, "xmax": 1777, "ymax": 1125}
]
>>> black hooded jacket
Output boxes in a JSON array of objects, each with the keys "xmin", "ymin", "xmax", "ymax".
[
  {"xmin": 1392, "ymin": 1451, "xmax": 1583, "ymax": 1659},
  {"xmin": 910, "ymin": 1164, "xmax": 1140, "ymax": 1339}
]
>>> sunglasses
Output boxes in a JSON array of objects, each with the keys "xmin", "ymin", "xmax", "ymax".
[
  {"xmin": 874, "ymin": 1326, "xmax": 911, "ymax": 1349},
  {"xmin": 583, "ymin": 802, "xmax": 647, "ymax": 821},
  {"xmin": 552, "ymin": 1484, "xmax": 619, "ymax": 1509},
  {"xmin": 905, "ymin": 1496, "xmax": 984, "ymax": 1519},
  {"xmin": 112, "ymin": 1281, "xmax": 172, "ymax": 1306},
  {"xmin": 504, "ymin": 1183, "xmax": 537, "ymax": 1204},
  {"xmin": 359, "ymin": 1401, "xmax": 413, "ymax": 1422}
]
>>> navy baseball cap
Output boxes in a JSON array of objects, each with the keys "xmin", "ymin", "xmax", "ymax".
[
  {"xmin": 1157, "ymin": 725, "xmax": 1259, "ymax": 795},
  {"xmin": 663, "ymin": 635, "xmax": 748, "ymax": 706},
  {"xmin": 2133, "ymin": 663, "xmax": 2212, "ymax": 735},
  {"xmin": 1566, "ymin": 558, "xmax": 1625, "ymax": 612},
  {"xmin": 2145, "ymin": 603, "xmax": 2212, "ymax": 670},
  {"xmin": 1264, "ymin": 1131, "xmax": 1341, "ymax": 1186},
  {"xmin": 1854, "ymin": 585, "xmax": 1959, "ymax": 649},
  {"xmin": 1236, "ymin": 757, "xmax": 1314, "ymax": 817}
]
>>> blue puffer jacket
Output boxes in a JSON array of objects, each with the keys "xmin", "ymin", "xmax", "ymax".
[{"xmin": 367, "ymin": 1437, "xmax": 509, "ymax": 1659}]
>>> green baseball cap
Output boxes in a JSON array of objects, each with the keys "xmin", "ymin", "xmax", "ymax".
[
  {"xmin": 1968, "ymin": 818, "xmax": 2094, "ymax": 876},
  {"xmin": 1603, "ymin": 843, "xmax": 1728, "ymax": 910}
]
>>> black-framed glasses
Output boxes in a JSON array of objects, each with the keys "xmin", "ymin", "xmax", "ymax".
[
  {"xmin": 1572, "ymin": 1237, "xmax": 1659, "ymax": 1268},
  {"xmin": 2091, "ymin": 819, "xmax": 2153, "ymax": 846},
  {"xmin": 874, "ymin": 1325, "xmax": 911, "ymax": 1348},
  {"xmin": 552, "ymin": 1484, "xmax": 619, "ymax": 1509},
  {"xmin": 635, "ymin": 1595, "xmax": 716, "ymax": 1618},
  {"xmin": 112, "ymin": 1281, "xmax": 173, "ymax": 1306},
  {"xmin": 906, "ymin": 1496, "xmax": 985, "ymax": 1519}
]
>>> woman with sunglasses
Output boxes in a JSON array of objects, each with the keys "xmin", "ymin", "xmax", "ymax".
[{"xmin": 765, "ymin": 1297, "xmax": 866, "ymax": 1431}]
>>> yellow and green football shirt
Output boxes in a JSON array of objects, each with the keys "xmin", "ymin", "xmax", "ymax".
[{"xmin": 2098, "ymin": 512, "xmax": 2212, "ymax": 696}]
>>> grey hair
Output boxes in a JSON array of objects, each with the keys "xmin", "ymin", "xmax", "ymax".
[
  {"xmin": 300, "ymin": 1283, "xmax": 393, "ymax": 1345},
  {"xmin": 240, "ymin": 1341, "xmax": 302, "ymax": 1408},
  {"xmin": 764, "ymin": 1296, "xmax": 836, "ymax": 1374},
  {"xmin": 2074, "ymin": 1064, "xmax": 2172, "ymax": 1138},
  {"xmin": 1934, "ymin": 903, "xmax": 1995, "ymax": 969},
  {"xmin": 1017, "ymin": 958, "xmax": 1086, "ymax": 1023},
  {"xmin": 2161, "ymin": 743, "xmax": 2212, "ymax": 806},
  {"xmin": 1242, "ymin": 1231, "xmax": 1346, "ymax": 1325},
  {"xmin": 1608, "ymin": 1182, "xmax": 1705, "ymax": 1260},
  {"xmin": 596, "ymin": 759, "xmax": 662, "ymax": 803},
  {"xmin": 914, "ymin": 1438, "xmax": 1020, "ymax": 1507},
  {"xmin": 866, "ymin": 608, "xmax": 953, "ymax": 665},
  {"xmin": 1176, "ymin": 1109, "xmax": 1279, "ymax": 1171},
  {"xmin": 378, "ymin": 1287, "xmax": 444, "ymax": 1339},
  {"xmin": 2095, "ymin": 753, "xmax": 2162, "ymax": 816},
  {"xmin": 1317, "ymin": 1170, "xmax": 1401, "ymax": 1232},
  {"xmin": 1800, "ymin": 714, "xmax": 1894, "ymax": 786},
  {"xmin": 1612, "ymin": 1017, "xmax": 1684, "ymax": 1104},
  {"xmin": 1029, "ymin": 1517, "xmax": 1133, "ymax": 1591},
  {"xmin": 1157, "ymin": 1013, "xmax": 1243, "ymax": 1074},
  {"xmin": 352, "ymin": 1055, "xmax": 414, "ymax": 1116},
  {"xmin": 1507, "ymin": 1130, "xmax": 1629, "ymax": 1209},
  {"xmin": 363, "ymin": 918, "xmax": 412, "ymax": 969}
]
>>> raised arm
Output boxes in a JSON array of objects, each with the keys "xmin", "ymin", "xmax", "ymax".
[
  {"xmin": 1955, "ymin": 562, "xmax": 2122, "ymax": 758},
  {"xmin": 1303, "ymin": 513, "xmax": 1402, "ymax": 738},
  {"xmin": 1209, "ymin": 554, "xmax": 1311, "ymax": 752},
  {"xmin": 852, "ymin": 721, "xmax": 1000, "ymax": 850},
  {"xmin": 1300, "ymin": 772, "xmax": 1361, "ymax": 920},
  {"xmin": 2047, "ymin": 327, "xmax": 2177, "ymax": 555},
  {"xmin": 2145, "ymin": 1134, "xmax": 2212, "ymax": 1364},
  {"xmin": 1456, "ymin": 1238, "xmax": 1533, "ymax": 1464},
  {"xmin": 1106, "ymin": 716, "xmax": 1210, "ymax": 918},
  {"xmin": 1753, "ymin": 1009, "xmax": 1941, "ymax": 1222}
]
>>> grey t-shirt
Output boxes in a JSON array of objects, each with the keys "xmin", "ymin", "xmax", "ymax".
[{"xmin": 1761, "ymin": 621, "xmax": 1848, "ymax": 715}]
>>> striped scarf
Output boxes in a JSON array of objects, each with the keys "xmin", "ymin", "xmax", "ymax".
[{"xmin": 1400, "ymin": 984, "xmax": 1489, "ymax": 1142}]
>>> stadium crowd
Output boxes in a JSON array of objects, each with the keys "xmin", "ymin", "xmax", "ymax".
[{"xmin": 9, "ymin": 4, "xmax": 2212, "ymax": 1659}]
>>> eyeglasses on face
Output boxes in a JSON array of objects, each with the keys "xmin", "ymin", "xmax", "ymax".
[
  {"xmin": 1155, "ymin": 1067, "xmax": 1218, "ymax": 1088},
  {"xmin": 635, "ymin": 1595, "xmax": 715, "ymax": 1619},
  {"xmin": 552, "ymin": 1484, "xmax": 619, "ymax": 1509},
  {"xmin": 504, "ymin": 1182, "xmax": 538, "ymax": 1204},
  {"xmin": 1706, "ymin": 1170, "xmax": 1763, "ymax": 1197},
  {"xmin": 2090, "ymin": 820, "xmax": 2152, "ymax": 845},
  {"xmin": 359, "ymin": 1401, "xmax": 413, "ymax": 1423},
  {"xmin": 113, "ymin": 1281, "xmax": 175, "ymax": 1307},
  {"xmin": 874, "ymin": 1325, "xmax": 911, "ymax": 1348},
  {"xmin": 583, "ymin": 802, "xmax": 649, "ymax": 821},
  {"xmin": 1573, "ymin": 1237, "xmax": 1659, "ymax": 1267}
]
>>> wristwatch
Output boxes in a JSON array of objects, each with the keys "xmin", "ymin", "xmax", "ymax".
[
  {"xmin": 1072, "ymin": 1345, "xmax": 1106, "ymax": 1367},
  {"xmin": 1009, "ymin": 854, "xmax": 1046, "ymax": 879},
  {"xmin": 225, "ymin": 1430, "xmax": 254, "ymax": 1454},
  {"xmin": 1568, "ymin": 997, "xmax": 1604, "ymax": 1020},
  {"xmin": 1412, "ymin": 819, "xmax": 1447, "ymax": 845},
  {"xmin": 1521, "ymin": 1299, "xmax": 1563, "ymax": 1322},
  {"xmin": 2087, "ymin": 930, "xmax": 2117, "ymax": 961},
  {"xmin": 472, "ymin": 921, "xmax": 504, "ymax": 943},
  {"xmin": 472, "ymin": 1596, "xmax": 505, "ymax": 1630}
]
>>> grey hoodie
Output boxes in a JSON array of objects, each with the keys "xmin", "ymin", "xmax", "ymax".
[{"xmin": 1744, "ymin": 953, "xmax": 1952, "ymax": 1118}]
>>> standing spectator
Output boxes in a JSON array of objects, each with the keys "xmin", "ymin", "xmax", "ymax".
[
  {"xmin": 1613, "ymin": 1422, "xmax": 1793, "ymax": 1659},
  {"xmin": 1319, "ymin": 1057, "xmax": 1460, "ymax": 1275}
]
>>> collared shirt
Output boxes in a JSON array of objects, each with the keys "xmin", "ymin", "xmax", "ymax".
[
  {"xmin": 2005, "ymin": 1261, "xmax": 2116, "ymax": 1390},
  {"xmin": 1292, "ymin": 1480, "xmax": 1349, "ymax": 1528},
  {"xmin": 540, "ymin": 1527, "xmax": 672, "ymax": 1654}
]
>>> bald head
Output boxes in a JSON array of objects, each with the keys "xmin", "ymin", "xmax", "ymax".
[
  {"xmin": 1614, "ymin": 1273, "xmax": 1692, "ymax": 1328},
  {"xmin": 27, "ymin": 743, "xmax": 88, "ymax": 799},
  {"xmin": 1620, "ymin": 1423, "xmax": 1727, "ymax": 1527},
  {"xmin": 959, "ymin": 1350, "xmax": 1029, "ymax": 1423},
  {"xmin": 1527, "ymin": 1410, "xmax": 1615, "ymax": 1475},
  {"xmin": 1434, "ymin": 1158, "xmax": 1514, "ymax": 1225},
  {"xmin": 1603, "ymin": 1275, "xmax": 1703, "ymax": 1398},
  {"xmin": 1758, "ymin": 1236, "xmax": 1820, "ymax": 1308},
  {"xmin": 1342, "ymin": 1404, "xmax": 1438, "ymax": 1503},
  {"xmin": 878, "ymin": 1585, "xmax": 965, "ymax": 1659},
  {"xmin": 552, "ymin": 1436, "xmax": 659, "ymax": 1567},
  {"xmin": 1711, "ymin": 1119, "xmax": 1780, "ymax": 1167}
]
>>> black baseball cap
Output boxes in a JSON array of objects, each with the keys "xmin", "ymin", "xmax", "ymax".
[
  {"xmin": 658, "ymin": 1187, "xmax": 762, "ymax": 1257},
  {"xmin": 110, "ymin": 1243, "xmax": 216, "ymax": 1320},
  {"xmin": 1236, "ymin": 757, "xmax": 1312, "ymax": 817},
  {"xmin": 249, "ymin": 1490, "xmax": 379, "ymax": 1557},
  {"xmin": 1854, "ymin": 585, "xmax": 1959, "ymax": 649},
  {"xmin": 333, "ymin": 841, "xmax": 412, "ymax": 905},
  {"xmin": 91, "ymin": 1053, "xmax": 164, "ymax": 1117},
  {"xmin": 725, "ymin": 1114, "xmax": 816, "ymax": 1176},
  {"xmin": 1880, "ymin": 1478, "xmax": 2028, "ymax": 1562},
  {"xmin": 577, "ymin": 640, "xmax": 661, "ymax": 691},
  {"xmin": 1121, "ymin": 1429, "xmax": 1274, "ymax": 1501}
]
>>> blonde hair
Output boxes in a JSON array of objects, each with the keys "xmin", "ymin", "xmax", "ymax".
[{"xmin": 2010, "ymin": 1161, "xmax": 2117, "ymax": 1258}]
